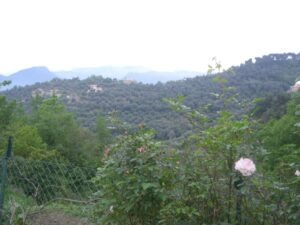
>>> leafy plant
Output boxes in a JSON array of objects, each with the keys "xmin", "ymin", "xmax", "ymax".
[{"xmin": 92, "ymin": 128, "xmax": 177, "ymax": 225}]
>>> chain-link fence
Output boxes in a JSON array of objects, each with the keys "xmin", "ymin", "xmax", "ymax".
[
  {"xmin": 0, "ymin": 139, "xmax": 98, "ymax": 225},
  {"xmin": 7, "ymin": 158, "xmax": 97, "ymax": 204},
  {"xmin": 7, "ymin": 158, "xmax": 96, "ymax": 204}
]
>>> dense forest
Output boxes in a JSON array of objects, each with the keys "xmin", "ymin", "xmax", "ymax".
[
  {"xmin": 3, "ymin": 53, "xmax": 300, "ymax": 139},
  {"xmin": 0, "ymin": 53, "xmax": 299, "ymax": 224}
]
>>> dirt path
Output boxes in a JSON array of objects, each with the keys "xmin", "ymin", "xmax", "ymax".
[{"xmin": 27, "ymin": 211, "xmax": 90, "ymax": 225}]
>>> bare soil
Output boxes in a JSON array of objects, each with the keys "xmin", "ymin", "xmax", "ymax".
[{"xmin": 27, "ymin": 211, "xmax": 90, "ymax": 225}]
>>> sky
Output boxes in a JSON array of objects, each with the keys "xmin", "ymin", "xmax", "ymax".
[{"xmin": 1, "ymin": 0, "xmax": 300, "ymax": 74}]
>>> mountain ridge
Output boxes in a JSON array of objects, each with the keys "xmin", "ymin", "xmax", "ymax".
[
  {"xmin": 55, "ymin": 66, "xmax": 202, "ymax": 83},
  {"xmin": 1, "ymin": 66, "xmax": 202, "ymax": 88},
  {"xmin": 0, "ymin": 66, "xmax": 57, "ymax": 89}
]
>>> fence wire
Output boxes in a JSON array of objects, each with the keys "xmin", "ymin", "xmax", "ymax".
[
  {"xmin": 7, "ymin": 157, "xmax": 97, "ymax": 203},
  {"xmin": 1, "ymin": 157, "xmax": 97, "ymax": 224}
]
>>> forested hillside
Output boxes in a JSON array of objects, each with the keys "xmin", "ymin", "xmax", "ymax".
[{"xmin": 2, "ymin": 53, "xmax": 300, "ymax": 139}]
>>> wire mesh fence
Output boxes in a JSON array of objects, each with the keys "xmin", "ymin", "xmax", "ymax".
[
  {"xmin": 7, "ymin": 157, "xmax": 97, "ymax": 203},
  {"xmin": 0, "ymin": 155, "xmax": 98, "ymax": 225}
]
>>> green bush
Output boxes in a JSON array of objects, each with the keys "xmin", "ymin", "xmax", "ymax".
[{"xmin": 92, "ymin": 128, "xmax": 177, "ymax": 225}]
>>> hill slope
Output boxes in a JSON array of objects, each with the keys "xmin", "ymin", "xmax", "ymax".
[{"xmin": 3, "ymin": 53, "xmax": 300, "ymax": 139}]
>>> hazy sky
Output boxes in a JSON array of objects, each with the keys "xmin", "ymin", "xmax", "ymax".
[{"xmin": 1, "ymin": 0, "xmax": 300, "ymax": 74}]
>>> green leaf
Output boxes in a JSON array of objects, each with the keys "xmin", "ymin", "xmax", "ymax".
[
  {"xmin": 295, "ymin": 111, "xmax": 300, "ymax": 116},
  {"xmin": 142, "ymin": 183, "xmax": 156, "ymax": 190}
]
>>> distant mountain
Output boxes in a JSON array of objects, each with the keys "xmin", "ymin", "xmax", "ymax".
[
  {"xmin": 55, "ymin": 66, "xmax": 149, "ymax": 80},
  {"xmin": 1, "ymin": 66, "xmax": 201, "ymax": 88},
  {"xmin": 0, "ymin": 67, "xmax": 57, "ymax": 90},
  {"xmin": 55, "ymin": 66, "xmax": 201, "ymax": 83}
]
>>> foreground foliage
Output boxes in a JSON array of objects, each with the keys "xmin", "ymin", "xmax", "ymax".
[
  {"xmin": 92, "ymin": 110, "xmax": 299, "ymax": 224},
  {"xmin": 92, "ymin": 75, "xmax": 300, "ymax": 224}
]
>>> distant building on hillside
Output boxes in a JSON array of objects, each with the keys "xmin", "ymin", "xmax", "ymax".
[{"xmin": 87, "ymin": 84, "xmax": 103, "ymax": 93}]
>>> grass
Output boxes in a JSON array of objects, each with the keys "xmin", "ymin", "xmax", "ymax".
[{"xmin": 2, "ymin": 187, "xmax": 93, "ymax": 224}]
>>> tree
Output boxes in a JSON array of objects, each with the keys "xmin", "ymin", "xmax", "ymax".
[
  {"xmin": 0, "ymin": 80, "xmax": 11, "ymax": 89},
  {"xmin": 0, "ymin": 96, "xmax": 17, "ymax": 131},
  {"xmin": 6, "ymin": 122, "xmax": 58, "ymax": 160},
  {"xmin": 258, "ymin": 92, "xmax": 300, "ymax": 175},
  {"xmin": 95, "ymin": 114, "xmax": 112, "ymax": 150},
  {"xmin": 30, "ymin": 96, "xmax": 91, "ymax": 164}
]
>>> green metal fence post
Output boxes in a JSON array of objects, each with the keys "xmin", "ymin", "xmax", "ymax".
[{"xmin": 0, "ymin": 137, "xmax": 12, "ymax": 224}]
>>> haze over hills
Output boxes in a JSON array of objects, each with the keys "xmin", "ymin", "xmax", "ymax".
[
  {"xmin": 55, "ymin": 66, "xmax": 150, "ymax": 80},
  {"xmin": 3, "ymin": 53, "xmax": 300, "ymax": 139},
  {"xmin": 1, "ymin": 66, "xmax": 201, "ymax": 89},
  {"xmin": 0, "ymin": 67, "xmax": 57, "ymax": 90},
  {"xmin": 125, "ymin": 71, "xmax": 200, "ymax": 83},
  {"xmin": 55, "ymin": 66, "xmax": 202, "ymax": 83}
]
